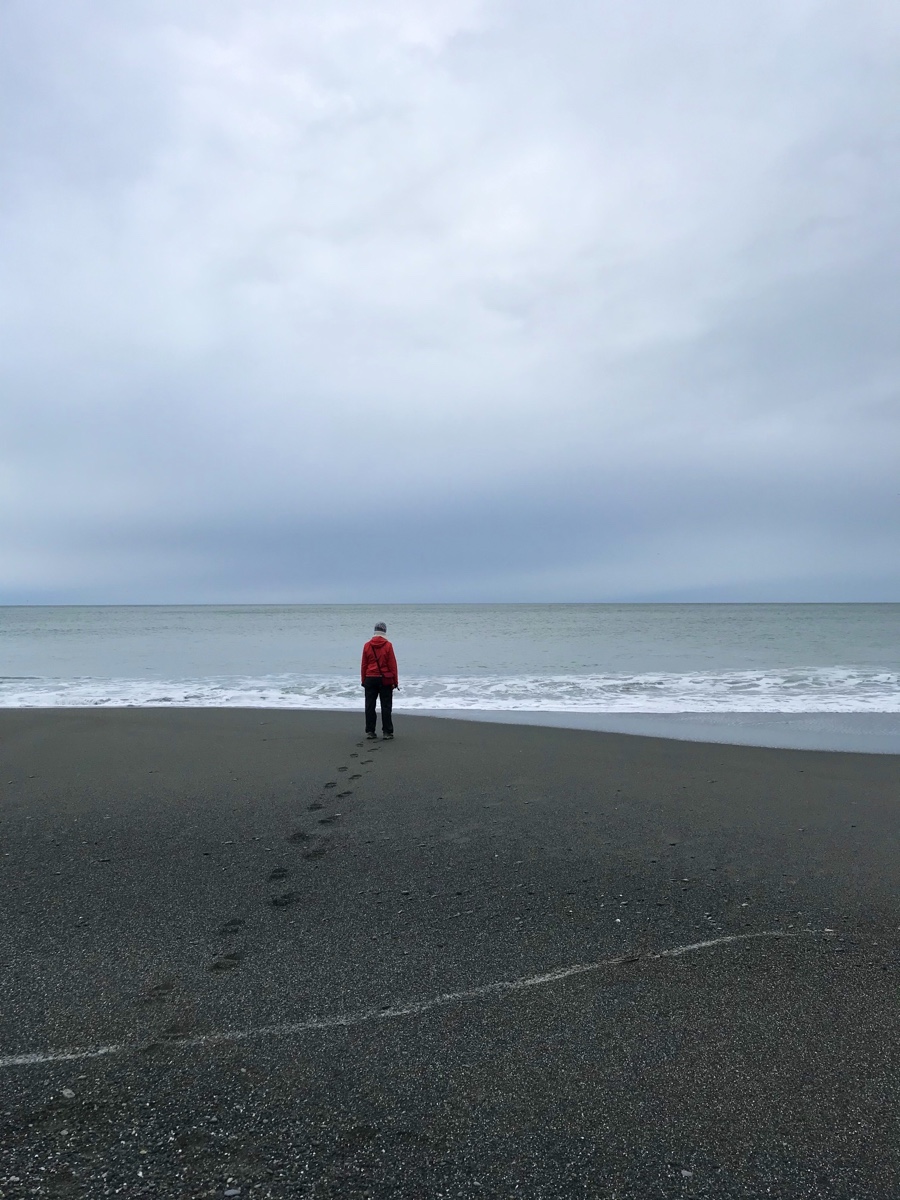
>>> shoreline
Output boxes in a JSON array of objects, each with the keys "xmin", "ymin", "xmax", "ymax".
[{"xmin": 5, "ymin": 704, "xmax": 899, "ymax": 755}]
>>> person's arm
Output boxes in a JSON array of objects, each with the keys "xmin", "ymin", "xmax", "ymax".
[
  {"xmin": 361, "ymin": 644, "xmax": 368, "ymax": 687},
  {"xmin": 388, "ymin": 645, "xmax": 399, "ymax": 688}
]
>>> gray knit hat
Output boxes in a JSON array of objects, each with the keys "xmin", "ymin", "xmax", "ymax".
[{"xmin": 374, "ymin": 622, "xmax": 387, "ymax": 634}]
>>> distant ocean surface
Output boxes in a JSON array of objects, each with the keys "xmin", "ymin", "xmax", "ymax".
[{"xmin": 1, "ymin": 604, "xmax": 898, "ymax": 715}]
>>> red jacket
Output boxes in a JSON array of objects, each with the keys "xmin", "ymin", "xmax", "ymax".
[{"xmin": 361, "ymin": 636, "xmax": 398, "ymax": 687}]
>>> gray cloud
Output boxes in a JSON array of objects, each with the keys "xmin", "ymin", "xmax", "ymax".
[{"xmin": 2, "ymin": 0, "xmax": 898, "ymax": 601}]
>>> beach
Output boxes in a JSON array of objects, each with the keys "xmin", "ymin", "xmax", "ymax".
[{"xmin": 1, "ymin": 709, "xmax": 899, "ymax": 1198}]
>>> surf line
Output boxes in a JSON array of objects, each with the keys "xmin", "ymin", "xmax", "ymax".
[{"xmin": 0, "ymin": 930, "xmax": 827, "ymax": 1069}]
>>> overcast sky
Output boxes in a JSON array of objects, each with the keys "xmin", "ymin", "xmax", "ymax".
[{"xmin": 2, "ymin": 0, "xmax": 898, "ymax": 603}]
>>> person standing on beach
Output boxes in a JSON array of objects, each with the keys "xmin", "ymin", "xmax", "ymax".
[{"xmin": 361, "ymin": 622, "xmax": 399, "ymax": 740}]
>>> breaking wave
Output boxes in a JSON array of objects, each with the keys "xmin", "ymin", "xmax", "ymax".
[{"xmin": 1, "ymin": 667, "xmax": 898, "ymax": 712}]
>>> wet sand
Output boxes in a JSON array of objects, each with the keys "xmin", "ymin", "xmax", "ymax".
[{"xmin": 1, "ymin": 709, "xmax": 898, "ymax": 1198}]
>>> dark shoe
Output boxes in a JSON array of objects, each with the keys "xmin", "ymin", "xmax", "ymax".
[
  {"xmin": 383, "ymin": 733, "xmax": 394, "ymax": 740},
  {"xmin": 366, "ymin": 732, "xmax": 378, "ymax": 740}
]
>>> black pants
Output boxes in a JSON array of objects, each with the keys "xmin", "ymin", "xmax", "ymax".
[{"xmin": 364, "ymin": 678, "xmax": 393, "ymax": 735}]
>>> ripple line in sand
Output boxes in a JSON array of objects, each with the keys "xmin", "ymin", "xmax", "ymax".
[{"xmin": 0, "ymin": 931, "xmax": 825, "ymax": 1069}]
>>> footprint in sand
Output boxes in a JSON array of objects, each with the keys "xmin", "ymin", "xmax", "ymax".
[
  {"xmin": 209, "ymin": 950, "xmax": 243, "ymax": 973},
  {"xmin": 162, "ymin": 1018, "xmax": 196, "ymax": 1039},
  {"xmin": 268, "ymin": 866, "xmax": 290, "ymax": 882},
  {"xmin": 350, "ymin": 753, "xmax": 359, "ymax": 758},
  {"xmin": 175, "ymin": 1130, "xmax": 213, "ymax": 1153},
  {"xmin": 349, "ymin": 774, "xmax": 362, "ymax": 781},
  {"xmin": 303, "ymin": 843, "xmax": 329, "ymax": 860},
  {"xmin": 307, "ymin": 801, "xmax": 324, "ymax": 811},
  {"xmin": 286, "ymin": 829, "xmax": 310, "ymax": 844},
  {"xmin": 337, "ymin": 766, "xmax": 348, "ymax": 773},
  {"xmin": 218, "ymin": 918, "xmax": 246, "ymax": 935},
  {"xmin": 269, "ymin": 890, "xmax": 302, "ymax": 908},
  {"xmin": 318, "ymin": 814, "xmax": 340, "ymax": 825},
  {"xmin": 323, "ymin": 781, "xmax": 337, "ymax": 789},
  {"xmin": 139, "ymin": 978, "xmax": 178, "ymax": 1004},
  {"xmin": 360, "ymin": 759, "xmax": 373, "ymax": 765},
  {"xmin": 337, "ymin": 790, "xmax": 353, "ymax": 799}
]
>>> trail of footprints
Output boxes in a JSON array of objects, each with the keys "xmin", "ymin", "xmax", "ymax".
[{"xmin": 205, "ymin": 738, "xmax": 382, "ymax": 976}]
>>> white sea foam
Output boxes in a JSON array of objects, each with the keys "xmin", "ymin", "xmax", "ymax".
[{"xmin": 1, "ymin": 667, "xmax": 898, "ymax": 712}]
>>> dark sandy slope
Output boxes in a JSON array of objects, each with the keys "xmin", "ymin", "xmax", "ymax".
[{"xmin": 0, "ymin": 709, "xmax": 898, "ymax": 1199}]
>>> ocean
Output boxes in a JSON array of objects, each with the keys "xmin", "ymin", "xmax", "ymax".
[{"xmin": 2, "ymin": 603, "xmax": 898, "ymax": 724}]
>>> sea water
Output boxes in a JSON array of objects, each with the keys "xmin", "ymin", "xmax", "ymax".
[{"xmin": 1, "ymin": 604, "xmax": 898, "ymax": 750}]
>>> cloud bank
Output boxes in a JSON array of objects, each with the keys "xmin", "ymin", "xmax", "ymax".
[{"xmin": 2, "ymin": 0, "xmax": 898, "ymax": 601}]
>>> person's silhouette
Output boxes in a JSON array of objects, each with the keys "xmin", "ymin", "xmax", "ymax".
[{"xmin": 361, "ymin": 622, "xmax": 399, "ymax": 740}]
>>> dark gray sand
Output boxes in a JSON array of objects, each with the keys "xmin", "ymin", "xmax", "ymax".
[{"xmin": 1, "ymin": 709, "xmax": 898, "ymax": 1199}]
